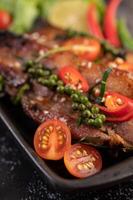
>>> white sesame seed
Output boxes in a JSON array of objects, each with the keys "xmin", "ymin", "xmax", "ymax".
[
  {"xmin": 60, "ymin": 97, "xmax": 66, "ymax": 103},
  {"xmin": 43, "ymin": 110, "xmax": 49, "ymax": 114},
  {"xmin": 87, "ymin": 62, "xmax": 92, "ymax": 69}
]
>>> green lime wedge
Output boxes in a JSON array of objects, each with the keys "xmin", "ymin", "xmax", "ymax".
[{"xmin": 47, "ymin": 0, "xmax": 89, "ymax": 32}]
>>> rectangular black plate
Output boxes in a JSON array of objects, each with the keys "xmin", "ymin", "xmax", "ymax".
[
  {"xmin": 0, "ymin": 96, "xmax": 133, "ymax": 192},
  {"xmin": 0, "ymin": 0, "xmax": 133, "ymax": 192}
]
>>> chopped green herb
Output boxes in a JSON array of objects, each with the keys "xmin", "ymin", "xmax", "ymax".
[
  {"xmin": 13, "ymin": 84, "xmax": 30, "ymax": 104},
  {"xmin": 76, "ymin": 116, "xmax": 82, "ymax": 127},
  {"xmin": 96, "ymin": 67, "xmax": 112, "ymax": 104}
]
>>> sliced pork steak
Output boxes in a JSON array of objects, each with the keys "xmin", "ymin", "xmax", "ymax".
[{"xmin": 0, "ymin": 29, "xmax": 132, "ymax": 149}]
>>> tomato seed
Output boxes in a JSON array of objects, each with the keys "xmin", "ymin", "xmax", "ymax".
[
  {"xmin": 42, "ymin": 136, "xmax": 49, "ymax": 141},
  {"xmin": 83, "ymin": 150, "xmax": 88, "ymax": 156},
  {"xmin": 59, "ymin": 140, "xmax": 64, "ymax": 145},
  {"xmin": 116, "ymin": 98, "xmax": 123, "ymax": 105},
  {"xmin": 41, "ymin": 144, "xmax": 48, "ymax": 149},
  {"xmin": 76, "ymin": 150, "xmax": 82, "ymax": 156},
  {"xmin": 56, "ymin": 126, "xmax": 61, "ymax": 130},
  {"xmin": 58, "ymin": 135, "xmax": 63, "ymax": 140},
  {"xmin": 83, "ymin": 164, "xmax": 89, "ymax": 170},
  {"xmin": 48, "ymin": 126, "xmax": 53, "ymax": 131},
  {"xmin": 77, "ymin": 164, "xmax": 83, "ymax": 170},
  {"xmin": 86, "ymin": 162, "xmax": 93, "ymax": 169}
]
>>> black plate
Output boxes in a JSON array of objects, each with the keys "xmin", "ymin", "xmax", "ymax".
[{"xmin": 0, "ymin": 0, "xmax": 133, "ymax": 192}]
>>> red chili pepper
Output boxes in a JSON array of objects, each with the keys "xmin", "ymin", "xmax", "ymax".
[
  {"xmin": 59, "ymin": 66, "xmax": 89, "ymax": 92},
  {"xmin": 87, "ymin": 3, "xmax": 104, "ymax": 39},
  {"xmin": 103, "ymin": 0, "xmax": 121, "ymax": 47},
  {"xmin": 97, "ymin": 92, "xmax": 133, "ymax": 122},
  {"xmin": 106, "ymin": 111, "xmax": 133, "ymax": 122}
]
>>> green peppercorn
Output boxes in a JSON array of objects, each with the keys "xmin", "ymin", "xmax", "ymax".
[
  {"xmin": 86, "ymin": 101, "xmax": 92, "ymax": 108},
  {"xmin": 97, "ymin": 114, "xmax": 106, "ymax": 122},
  {"xmin": 91, "ymin": 106, "xmax": 99, "ymax": 114},
  {"xmin": 25, "ymin": 60, "xmax": 34, "ymax": 68},
  {"xmin": 37, "ymin": 69, "xmax": 47, "ymax": 76},
  {"xmin": 94, "ymin": 118, "xmax": 103, "ymax": 127},
  {"xmin": 82, "ymin": 110, "xmax": 91, "ymax": 118},
  {"xmin": 57, "ymin": 80, "xmax": 64, "ymax": 86},
  {"xmin": 49, "ymin": 74, "xmax": 58, "ymax": 81},
  {"xmin": 36, "ymin": 63, "xmax": 42, "ymax": 67},
  {"xmin": 38, "ymin": 78, "xmax": 49, "ymax": 86},
  {"xmin": 28, "ymin": 68, "xmax": 36, "ymax": 74},
  {"xmin": 56, "ymin": 85, "xmax": 65, "ymax": 94},
  {"xmin": 49, "ymin": 79, "xmax": 57, "ymax": 86},
  {"xmin": 71, "ymin": 93, "xmax": 79, "ymax": 102},
  {"xmin": 80, "ymin": 95, "xmax": 88, "ymax": 104},
  {"xmin": 86, "ymin": 119, "xmax": 95, "ymax": 126},
  {"xmin": 64, "ymin": 86, "xmax": 74, "ymax": 95},
  {"xmin": 43, "ymin": 70, "xmax": 51, "ymax": 76},
  {"xmin": 75, "ymin": 90, "xmax": 82, "ymax": 96},
  {"xmin": 72, "ymin": 102, "xmax": 79, "ymax": 110},
  {"xmin": 79, "ymin": 104, "xmax": 86, "ymax": 111}
]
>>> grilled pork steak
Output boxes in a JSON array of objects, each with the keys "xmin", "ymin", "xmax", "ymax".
[{"xmin": 0, "ymin": 28, "xmax": 133, "ymax": 149}]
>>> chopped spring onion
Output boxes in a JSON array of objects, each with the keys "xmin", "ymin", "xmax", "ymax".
[
  {"xmin": 13, "ymin": 83, "xmax": 30, "ymax": 104},
  {"xmin": 96, "ymin": 67, "xmax": 112, "ymax": 104}
]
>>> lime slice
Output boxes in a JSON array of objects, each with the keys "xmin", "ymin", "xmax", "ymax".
[{"xmin": 47, "ymin": 0, "xmax": 89, "ymax": 32}]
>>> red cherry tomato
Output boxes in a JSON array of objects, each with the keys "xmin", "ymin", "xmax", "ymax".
[
  {"xmin": 59, "ymin": 66, "xmax": 89, "ymax": 92},
  {"xmin": 34, "ymin": 119, "xmax": 71, "ymax": 160},
  {"xmin": 64, "ymin": 37, "xmax": 101, "ymax": 61},
  {"xmin": 0, "ymin": 10, "xmax": 12, "ymax": 29},
  {"xmin": 64, "ymin": 144, "xmax": 102, "ymax": 178}
]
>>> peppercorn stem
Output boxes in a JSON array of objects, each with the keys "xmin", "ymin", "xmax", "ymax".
[
  {"xmin": 35, "ymin": 47, "xmax": 71, "ymax": 63},
  {"xmin": 96, "ymin": 67, "xmax": 112, "ymax": 104}
]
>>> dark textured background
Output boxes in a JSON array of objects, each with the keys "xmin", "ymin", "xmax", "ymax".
[{"xmin": 0, "ymin": 0, "xmax": 133, "ymax": 199}]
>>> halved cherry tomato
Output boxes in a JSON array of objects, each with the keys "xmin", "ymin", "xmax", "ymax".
[
  {"xmin": 59, "ymin": 66, "xmax": 89, "ymax": 92},
  {"xmin": 34, "ymin": 119, "xmax": 71, "ymax": 160},
  {"xmin": 64, "ymin": 37, "xmax": 101, "ymax": 61},
  {"xmin": 64, "ymin": 144, "xmax": 102, "ymax": 178},
  {"xmin": 0, "ymin": 10, "xmax": 12, "ymax": 29}
]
